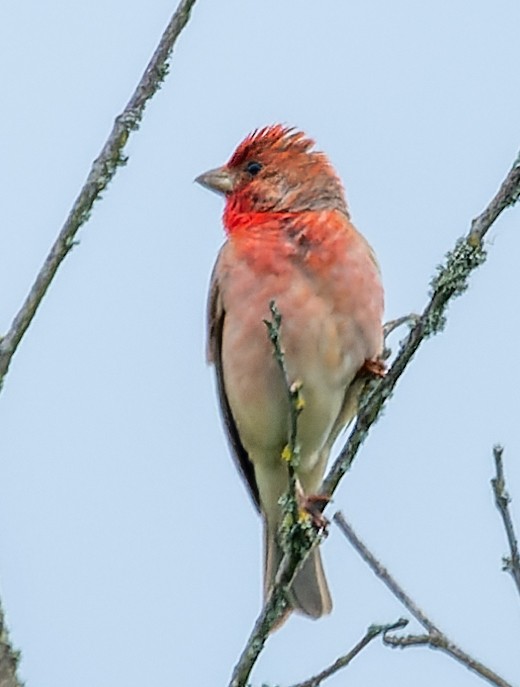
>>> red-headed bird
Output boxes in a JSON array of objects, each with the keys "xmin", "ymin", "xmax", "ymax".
[{"xmin": 197, "ymin": 126, "xmax": 384, "ymax": 620}]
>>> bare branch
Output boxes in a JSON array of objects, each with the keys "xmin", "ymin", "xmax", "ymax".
[
  {"xmin": 491, "ymin": 445, "xmax": 520, "ymax": 597},
  {"xmin": 470, "ymin": 152, "xmax": 520, "ymax": 242},
  {"xmin": 335, "ymin": 512, "xmax": 515, "ymax": 687},
  {"xmin": 0, "ymin": 0, "xmax": 198, "ymax": 389},
  {"xmin": 288, "ymin": 618, "xmax": 408, "ymax": 687},
  {"xmin": 0, "ymin": 601, "xmax": 23, "ymax": 687},
  {"xmin": 383, "ymin": 632, "xmax": 515, "ymax": 687},
  {"xmin": 383, "ymin": 632, "xmax": 431, "ymax": 647},
  {"xmin": 333, "ymin": 512, "xmax": 438, "ymax": 633}
]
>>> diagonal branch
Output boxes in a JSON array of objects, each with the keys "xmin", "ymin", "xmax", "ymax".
[
  {"xmin": 334, "ymin": 512, "xmax": 515, "ymax": 687},
  {"xmin": 0, "ymin": 0, "xmax": 198, "ymax": 389},
  {"xmin": 288, "ymin": 618, "xmax": 408, "ymax": 687},
  {"xmin": 491, "ymin": 445, "xmax": 520, "ymax": 597},
  {"xmin": 226, "ymin": 150, "xmax": 520, "ymax": 687},
  {"xmin": 383, "ymin": 632, "xmax": 515, "ymax": 687},
  {"xmin": 228, "ymin": 541, "xmax": 320, "ymax": 687},
  {"xmin": 333, "ymin": 512, "xmax": 438, "ymax": 633},
  {"xmin": 321, "ymin": 150, "xmax": 520, "ymax": 499},
  {"xmin": 470, "ymin": 151, "xmax": 520, "ymax": 241}
]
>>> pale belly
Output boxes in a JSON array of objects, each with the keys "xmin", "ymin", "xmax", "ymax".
[{"xmin": 221, "ymin": 272, "xmax": 363, "ymax": 473}]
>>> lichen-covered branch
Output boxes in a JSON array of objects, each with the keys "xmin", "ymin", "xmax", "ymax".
[
  {"xmin": 491, "ymin": 445, "xmax": 520, "ymax": 597},
  {"xmin": 0, "ymin": 0, "xmax": 198, "ymax": 679},
  {"xmin": 0, "ymin": 601, "xmax": 23, "ymax": 687},
  {"xmin": 264, "ymin": 301, "xmax": 304, "ymax": 526},
  {"xmin": 321, "ymin": 150, "xmax": 520, "ymax": 499},
  {"xmin": 288, "ymin": 618, "xmax": 408, "ymax": 687},
  {"xmin": 227, "ymin": 151, "xmax": 520, "ymax": 687},
  {"xmin": 334, "ymin": 512, "xmax": 515, "ymax": 687},
  {"xmin": 228, "ymin": 540, "xmax": 319, "ymax": 687},
  {"xmin": 0, "ymin": 0, "xmax": 198, "ymax": 389},
  {"xmin": 229, "ymin": 304, "xmax": 324, "ymax": 687}
]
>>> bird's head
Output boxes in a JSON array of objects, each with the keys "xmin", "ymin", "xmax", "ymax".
[{"xmin": 196, "ymin": 125, "xmax": 348, "ymax": 216}]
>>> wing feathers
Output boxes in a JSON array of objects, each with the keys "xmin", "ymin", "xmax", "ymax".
[{"xmin": 207, "ymin": 265, "xmax": 260, "ymax": 510}]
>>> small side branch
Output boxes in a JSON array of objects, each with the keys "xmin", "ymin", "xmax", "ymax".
[
  {"xmin": 334, "ymin": 512, "xmax": 515, "ymax": 687},
  {"xmin": 288, "ymin": 618, "xmax": 408, "ymax": 687},
  {"xmin": 0, "ymin": 0, "xmax": 198, "ymax": 389},
  {"xmin": 383, "ymin": 313, "xmax": 420, "ymax": 340},
  {"xmin": 491, "ymin": 445, "xmax": 520, "ymax": 597}
]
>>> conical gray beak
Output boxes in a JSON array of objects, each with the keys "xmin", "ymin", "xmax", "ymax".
[{"xmin": 195, "ymin": 166, "xmax": 235, "ymax": 196}]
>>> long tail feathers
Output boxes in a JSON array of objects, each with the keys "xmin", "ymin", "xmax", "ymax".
[{"xmin": 264, "ymin": 520, "xmax": 332, "ymax": 623}]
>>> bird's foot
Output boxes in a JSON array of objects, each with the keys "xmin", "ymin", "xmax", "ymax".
[
  {"xmin": 362, "ymin": 358, "xmax": 387, "ymax": 377},
  {"xmin": 298, "ymin": 494, "xmax": 330, "ymax": 534}
]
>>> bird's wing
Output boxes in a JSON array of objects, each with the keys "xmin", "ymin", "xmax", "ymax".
[{"xmin": 207, "ymin": 260, "xmax": 260, "ymax": 511}]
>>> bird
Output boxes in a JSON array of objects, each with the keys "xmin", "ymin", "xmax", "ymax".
[{"xmin": 196, "ymin": 125, "xmax": 384, "ymax": 621}]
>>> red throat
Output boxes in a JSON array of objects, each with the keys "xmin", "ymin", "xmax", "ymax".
[{"xmin": 223, "ymin": 197, "xmax": 293, "ymax": 236}]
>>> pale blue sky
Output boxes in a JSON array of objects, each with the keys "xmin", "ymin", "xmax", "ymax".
[{"xmin": 1, "ymin": 1, "xmax": 519, "ymax": 686}]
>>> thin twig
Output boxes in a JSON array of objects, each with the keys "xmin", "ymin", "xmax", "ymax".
[
  {"xmin": 0, "ymin": 0, "xmax": 198, "ymax": 389},
  {"xmin": 288, "ymin": 618, "xmax": 408, "ymax": 687},
  {"xmin": 334, "ymin": 512, "xmax": 515, "ymax": 687},
  {"xmin": 264, "ymin": 301, "xmax": 304, "ymax": 525},
  {"xmin": 491, "ymin": 445, "xmax": 520, "ymax": 596},
  {"xmin": 0, "ymin": 601, "xmax": 23, "ymax": 687},
  {"xmin": 470, "ymin": 152, "xmax": 520, "ymax": 241},
  {"xmin": 383, "ymin": 313, "xmax": 420, "ymax": 339},
  {"xmin": 227, "ymin": 151, "xmax": 520, "ymax": 687},
  {"xmin": 383, "ymin": 632, "xmax": 515, "ymax": 687},
  {"xmin": 382, "ymin": 313, "xmax": 420, "ymax": 360},
  {"xmin": 333, "ymin": 513, "xmax": 439, "ymax": 633},
  {"xmin": 229, "ymin": 304, "xmax": 323, "ymax": 687}
]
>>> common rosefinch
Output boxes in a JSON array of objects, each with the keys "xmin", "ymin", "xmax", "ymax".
[{"xmin": 197, "ymin": 125, "xmax": 384, "ymax": 620}]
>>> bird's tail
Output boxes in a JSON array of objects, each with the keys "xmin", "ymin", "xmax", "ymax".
[{"xmin": 264, "ymin": 519, "xmax": 332, "ymax": 622}]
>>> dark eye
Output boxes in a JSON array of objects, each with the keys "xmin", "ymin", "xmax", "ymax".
[{"xmin": 245, "ymin": 160, "xmax": 263, "ymax": 177}]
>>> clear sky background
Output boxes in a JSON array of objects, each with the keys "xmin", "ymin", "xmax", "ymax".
[{"xmin": 1, "ymin": 1, "xmax": 519, "ymax": 686}]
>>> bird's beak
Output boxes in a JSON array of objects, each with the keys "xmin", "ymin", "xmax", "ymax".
[{"xmin": 195, "ymin": 166, "xmax": 235, "ymax": 196}]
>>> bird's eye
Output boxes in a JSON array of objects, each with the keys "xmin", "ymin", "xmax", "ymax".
[{"xmin": 245, "ymin": 160, "xmax": 263, "ymax": 177}]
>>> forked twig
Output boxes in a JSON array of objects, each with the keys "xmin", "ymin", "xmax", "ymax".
[
  {"xmin": 491, "ymin": 445, "xmax": 520, "ymax": 596},
  {"xmin": 334, "ymin": 512, "xmax": 515, "ymax": 687},
  {"xmin": 288, "ymin": 618, "xmax": 408, "ymax": 687}
]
